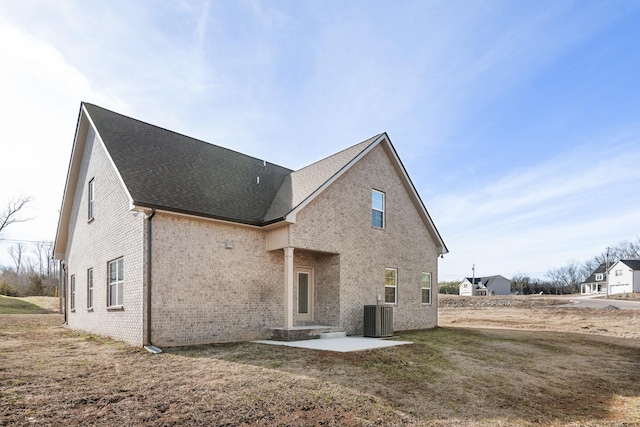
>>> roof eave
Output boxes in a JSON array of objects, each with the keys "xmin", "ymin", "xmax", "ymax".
[
  {"xmin": 53, "ymin": 103, "xmax": 90, "ymax": 260},
  {"xmin": 131, "ymin": 201, "xmax": 289, "ymax": 229}
]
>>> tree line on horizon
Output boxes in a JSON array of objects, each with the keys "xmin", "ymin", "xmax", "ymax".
[
  {"xmin": 0, "ymin": 195, "xmax": 59, "ymax": 297},
  {"xmin": 0, "ymin": 240, "xmax": 59, "ymax": 297}
]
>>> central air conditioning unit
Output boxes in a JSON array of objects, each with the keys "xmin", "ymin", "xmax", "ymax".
[{"xmin": 363, "ymin": 305, "xmax": 393, "ymax": 338}]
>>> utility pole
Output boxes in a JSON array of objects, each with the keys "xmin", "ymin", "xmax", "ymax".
[
  {"xmin": 472, "ymin": 264, "xmax": 475, "ymax": 294},
  {"xmin": 605, "ymin": 247, "xmax": 610, "ymax": 298}
]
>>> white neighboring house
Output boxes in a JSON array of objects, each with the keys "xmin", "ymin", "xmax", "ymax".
[
  {"xmin": 607, "ymin": 260, "xmax": 640, "ymax": 295},
  {"xmin": 581, "ymin": 263, "xmax": 607, "ymax": 295},
  {"xmin": 459, "ymin": 275, "xmax": 511, "ymax": 296}
]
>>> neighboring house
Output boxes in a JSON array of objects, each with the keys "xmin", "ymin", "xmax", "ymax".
[
  {"xmin": 581, "ymin": 263, "xmax": 607, "ymax": 295},
  {"xmin": 53, "ymin": 103, "xmax": 448, "ymax": 347},
  {"xmin": 607, "ymin": 260, "xmax": 640, "ymax": 295},
  {"xmin": 459, "ymin": 275, "xmax": 510, "ymax": 296}
]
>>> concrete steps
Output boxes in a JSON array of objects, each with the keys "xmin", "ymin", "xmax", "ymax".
[
  {"xmin": 269, "ymin": 326, "xmax": 346, "ymax": 341},
  {"xmin": 319, "ymin": 331, "xmax": 347, "ymax": 339}
]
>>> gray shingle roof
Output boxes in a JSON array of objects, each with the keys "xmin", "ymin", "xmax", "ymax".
[
  {"xmin": 84, "ymin": 103, "xmax": 293, "ymax": 225},
  {"xmin": 619, "ymin": 260, "xmax": 640, "ymax": 270},
  {"xmin": 582, "ymin": 263, "xmax": 607, "ymax": 284}
]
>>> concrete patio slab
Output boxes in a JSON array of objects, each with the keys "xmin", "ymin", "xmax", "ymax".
[{"xmin": 254, "ymin": 336, "xmax": 413, "ymax": 352}]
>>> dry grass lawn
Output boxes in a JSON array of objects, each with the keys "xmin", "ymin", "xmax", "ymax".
[{"xmin": 1, "ymin": 296, "xmax": 639, "ymax": 426}]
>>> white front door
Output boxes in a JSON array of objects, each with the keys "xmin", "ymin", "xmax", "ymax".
[{"xmin": 296, "ymin": 267, "xmax": 313, "ymax": 321}]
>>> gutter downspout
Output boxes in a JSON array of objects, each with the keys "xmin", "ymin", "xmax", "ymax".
[
  {"xmin": 144, "ymin": 209, "xmax": 162, "ymax": 354},
  {"xmin": 61, "ymin": 261, "xmax": 67, "ymax": 324}
]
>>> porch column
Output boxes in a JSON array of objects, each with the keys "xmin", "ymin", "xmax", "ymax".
[{"xmin": 284, "ymin": 247, "xmax": 294, "ymax": 329}]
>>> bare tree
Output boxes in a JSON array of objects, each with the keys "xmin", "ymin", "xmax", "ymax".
[
  {"xmin": 582, "ymin": 238, "xmax": 640, "ymax": 278},
  {"xmin": 22, "ymin": 255, "xmax": 37, "ymax": 276},
  {"xmin": 44, "ymin": 241, "xmax": 55, "ymax": 278},
  {"xmin": 547, "ymin": 259, "xmax": 585, "ymax": 294},
  {"xmin": 617, "ymin": 238, "xmax": 640, "ymax": 260},
  {"xmin": 8, "ymin": 242, "xmax": 25, "ymax": 274},
  {"xmin": 0, "ymin": 195, "xmax": 32, "ymax": 237}
]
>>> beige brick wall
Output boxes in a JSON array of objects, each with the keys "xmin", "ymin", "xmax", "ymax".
[
  {"xmin": 150, "ymin": 214, "xmax": 285, "ymax": 346},
  {"xmin": 289, "ymin": 143, "xmax": 439, "ymax": 335},
  {"xmin": 64, "ymin": 127, "xmax": 145, "ymax": 346}
]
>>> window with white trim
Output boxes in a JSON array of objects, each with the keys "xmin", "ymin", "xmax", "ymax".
[
  {"xmin": 87, "ymin": 268, "xmax": 94, "ymax": 309},
  {"xmin": 595, "ymin": 273, "xmax": 603, "ymax": 281},
  {"xmin": 615, "ymin": 269, "xmax": 623, "ymax": 277},
  {"xmin": 108, "ymin": 258, "xmax": 124, "ymax": 307},
  {"xmin": 421, "ymin": 272, "xmax": 432, "ymax": 304},
  {"xmin": 88, "ymin": 178, "xmax": 95, "ymax": 221},
  {"xmin": 385, "ymin": 268, "xmax": 397, "ymax": 304},
  {"xmin": 70, "ymin": 275, "xmax": 76, "ymax": 311},
  {"xmin": 372, "ymin": 189, "xmax": 385, "ymax": 228}
]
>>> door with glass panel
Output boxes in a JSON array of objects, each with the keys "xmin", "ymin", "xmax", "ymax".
[{"xmin": 296, "ymin": 268, "xmax": 313, "ymax": 321}]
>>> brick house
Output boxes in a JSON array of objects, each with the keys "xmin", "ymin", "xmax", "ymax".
[{"xmin": 53, "ymin": 103, "xmax": 448, "ymax": 347}]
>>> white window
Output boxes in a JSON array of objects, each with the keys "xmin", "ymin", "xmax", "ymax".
[
  {"xmin": 595, "ymin": 273, "xmax": 603, "ymax": 281},
  {"xmin": 108, "ymin": 258, "xmax": 124, "ymax": 307},
  {"xmin": 421, "ymin": 272, "xmax": 432, "ymax": 304},
  {"xmin": 88, "ymin": 178, "xmax": 95, "ymax": 221},
  {"xmin": 87, "ymin": 268, "xmax": 93, "ymax": 309},
  {"xmin": 372, "ymin": 189, "xmax": 385, "ymax": 228},
  {"xmin": 70, "ymin": 275, "xmax": 76, "ymax": 311},
  {"xmin": 615, "ymin": 269, "xmax": 623, "ymax": 277},
  {"xmin": 385, "ymin": 268, "xmax": 397, "ymax": 304}
]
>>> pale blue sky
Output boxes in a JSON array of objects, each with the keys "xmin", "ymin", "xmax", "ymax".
[{"xmin": 0, "ymin": 1, "xmax": 639, "ymax": 280}]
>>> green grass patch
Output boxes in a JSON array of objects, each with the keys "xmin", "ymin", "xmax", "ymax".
[{"xmin": 0, "ymin": 296, "xmax": 52, "ymax": 314}]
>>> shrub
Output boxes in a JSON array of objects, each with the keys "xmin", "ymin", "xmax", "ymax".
[
  {"xmin": 28, "ymin": 275, "xmax": 45, "ymax": 296},
  {"xmin": 0, "ymin": 278, "xmax": 19, "ymax": 297}
]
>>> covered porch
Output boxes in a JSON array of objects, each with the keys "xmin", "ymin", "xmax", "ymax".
[
  {"xmin": 582, "ymin": 282, "xmax": 606, "ymax": 294},
  {"xmin": 271, "ymin": 246, "xmax": 342, "ymax": 341}
]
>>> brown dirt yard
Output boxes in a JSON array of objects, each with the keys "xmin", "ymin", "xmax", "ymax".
[{"xmin": 1, "ymin": 296, "xmax": 639, "ymax": 427}]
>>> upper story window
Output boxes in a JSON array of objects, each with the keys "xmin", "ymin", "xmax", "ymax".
[
  {"xmin": 372, "ymin": 189, "xmax": 385, "ymax": 228},
  {"xmin": 615, "ymin": 269, "xmax": 623, "ymax": 276},
  {"xmin": 108, "ymin": 258, "xmax": 124, "ymax": 307},
  {"xmin": 385, "ymin": 268, "xmax": 397, "ymax": 304},
  {"xmin": 88, "ymin": 178, "xmax": 95, "ymax": 221},
  {"xmin": 421, "ymin": 272, "xmax": 432, "ymax": 304},
  {"xmin": 595, "ymin": 273, "xmax": 604, "ymax": 281}
]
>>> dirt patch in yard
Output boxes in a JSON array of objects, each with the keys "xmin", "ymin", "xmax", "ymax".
[
  {"xmin": 1, "ymin": 297, "xmax": 639, "ymax": 426},
  {"xmin": 439, "ymin": 294, "xmax": 640, "ymax": 340}
]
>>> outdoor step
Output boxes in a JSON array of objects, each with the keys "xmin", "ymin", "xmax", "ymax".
[{"xmin": 319, "ymin": 331, "xmax": 347, "ymax": 339}]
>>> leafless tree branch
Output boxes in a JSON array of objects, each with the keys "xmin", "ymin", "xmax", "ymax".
[{"xmin": 0, "ymin": 195, "xmax": 33, "ymax": 236}]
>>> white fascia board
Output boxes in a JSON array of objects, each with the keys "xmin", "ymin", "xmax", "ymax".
[
  {"xmin": 53, "ymin": 105, "xmax": 90, "ymax": 259},
  {"xmin": 382, "ymin": 138, "xmax": 448, "ymax": 255},
  {"xmin": 82, "ymin": 105, "xmax": 135, "ymax": 208}
]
